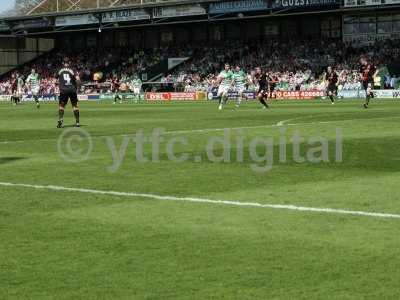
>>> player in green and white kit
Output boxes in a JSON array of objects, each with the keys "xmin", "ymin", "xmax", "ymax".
[
  {"xmin": 232, "ymin": 65, "xmax": 247, "ymax": 108},
  {"xmin": 130, "ymin": 74, "xmax": 142, "ymax": 102},
  {"xmin": 26, "ymin": 69, "xmax": 40, "ymax": 108},
  {"xmin": 217, "ymin": 63, "xmax": 234, "ymax": 110}
]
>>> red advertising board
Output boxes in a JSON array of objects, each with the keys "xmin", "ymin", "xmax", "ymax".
[
  {"xmin": 170, "ymin": 92, "xmax": 197, "ymax": 100},
  {"xmin": 145, "ymin": 92, "xmax": 197, "ymax": 101},
  {"xmin": 145, "ymin": 92, "xmax": 171, "ymax": 101},
  {"xmin": 272, "ymin": 90, "xmax": 324, "ymax": 100},
  {"xmin": 145, "ymin": 90, "xmax": 324, "ymax": 101}
]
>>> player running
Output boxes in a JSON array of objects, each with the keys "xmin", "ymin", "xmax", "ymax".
[
  {"xmin": 57, "ymin": 59, "xmax": 81, "ymax": 128},
  {"xmin": 359, "ymin": 57, "xmax": 376, "ymax": 109},
  {"xmin": 217, "ymin": 63, "xmax": 234, "ymax": 110},
  {"xmin": 232, "ymin": 65, "xmax": 247, "ymax": 108},
  {"xmin": 115, "ymin": 73, "xmax": 129, "ymax": 104},
  {"xmin": 246, "ymin": 71, "xmax": 256, "ymax": 92},
  {"xmin": 325, "ymin": 66, "xmax": 338, "ymax": 104},
  {"xmin": 10, "ymin": 73, "xmax": 20, "ymax": 105},
  {"xmin": 12, "ymin": 73, "xmax": 25, "ymax": 105},
  {"xmin": 268, "ymin": 73, "xmax": 278, "ymax": 99},
  {"xmin": 131, "ymin": 74, "xmax": 143, "ymax": 102},
  {"xmin": 254, "ymin": 67, "xmax": 269, "ymax": 109},
  {"xmin": 26, "ymin": 68, "xmax": 41, "ymax": 109},
  {"xmin": 112, "ymin": 76, "xmax": 121, "ymax": 104}
]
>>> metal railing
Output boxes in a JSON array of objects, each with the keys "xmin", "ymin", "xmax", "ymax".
[{"xmin": 22, "ymin": 0, "xmax": 194, "ymax": 16}]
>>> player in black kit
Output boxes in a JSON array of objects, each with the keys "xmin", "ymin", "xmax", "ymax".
[
  {"xmin": 325, "ymin": 66, "xmax": 338, "ymax": 104},
  {"xmin": 254, "ymin": 67, "xmax": 269, "ymax": 109},
  {"xmin": 10, "ymin": 73, "xmax": 20, "ymax": 105},
  {"xmin": 57, "ymin": 59, "xmax": 81, "ymax": 128},
  {"xmin": 359, "ymin": 57, "xmax": 376, "ymax": 109},
  {"xmin": 268, "ymin": 74, "xmax": 278, "ymax": 99}
]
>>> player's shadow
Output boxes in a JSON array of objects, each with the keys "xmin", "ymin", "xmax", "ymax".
[
  {"xmin": 63, "ymin": 125, "xmax": 88, "ymax": 128},
  {"xmin": 0, "ymin": 157, "xmax": 27, "ymax": 165}
]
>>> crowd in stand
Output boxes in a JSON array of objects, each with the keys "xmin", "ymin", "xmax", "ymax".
[
  {"xmin": 0, "ymin": 46, "xmax": 193, "ymax": 95},
  {"xmin": 1, "ymin": 38, "xmax": 399, "ymax": 96},
  {"xmin": 172, "ymin": 39, "xmax": 400, "ymax": 92}
]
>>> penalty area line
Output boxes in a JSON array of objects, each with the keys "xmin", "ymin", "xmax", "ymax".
[{"xmin": 0, "ymin": 181, "xmax": 400, "ymax": 220}]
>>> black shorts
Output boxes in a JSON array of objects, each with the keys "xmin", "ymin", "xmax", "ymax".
[
  {"xmin": 269, "ymin": 84, "xmax": 276, "ymax": 92},
  {"xmin": 59, "ymin": 92, "xmax": 78, "ymax": 106},
  {"xmin": 327, "ymin": 84, "xmax": 337, "ymax": 94},
  {"xmin": 258, "ymin": 88, "xmax": 268, "ymax": 98}
]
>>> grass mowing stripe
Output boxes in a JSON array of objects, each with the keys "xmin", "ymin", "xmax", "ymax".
[
  {"xmin": 2, "ymin": 115, "xmax": 400, "ymax": 145},
  {"xmin": 1, "ymin": 181, "xmax": 400, "ymax": 220}
]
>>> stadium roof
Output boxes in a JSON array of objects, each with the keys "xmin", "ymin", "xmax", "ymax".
[
  {"xmin": 4, "ymin": 0, "xmax": 400, "ymax": 21},
  {"xmin": 17, "ymin": 0, "xmax": 160, "ymax": 16},
  {"xmin": 1, "ymin": 0, "xmax": 211, "ymax": 21},
  {"xmin": 1, "ymin": 0, "xmax": 399, "ymax": 36}
]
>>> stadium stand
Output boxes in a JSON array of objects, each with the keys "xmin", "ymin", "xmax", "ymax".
[
  {"xmin": 2, "ymin": 0, "xmax": 400, "ymax": 100},
  {"xmin": 1, "ymin": 38, "xmax": 399, "ymax": 96}
]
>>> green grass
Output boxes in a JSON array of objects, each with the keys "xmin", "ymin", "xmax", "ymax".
[{"xmin": 1, "ymin": 99, "xmax": 400, "ymax": 299}]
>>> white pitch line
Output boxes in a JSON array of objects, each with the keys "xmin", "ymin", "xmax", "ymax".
[
  {"xmin": 276, "ymin": 119, "xmax": 294, "ymax": 127},
  {"xmin": 168, "ymin": 123, "xmax": 280, "ymax": 135},
  {"xmin": 0, "ymin": 123, "xmax": 281, "ymax": 145},
  {"xmin": 1, "ymin": 115, "xmax": 400, "ymax": 145},
  {"xmin": 0, "ymin": 181, "xmax": 399, "ymax": 220}
]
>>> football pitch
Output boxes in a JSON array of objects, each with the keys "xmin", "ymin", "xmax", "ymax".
[{"xmin": 1, "ymin": 99, "xmax": 400, "ymax": 299}]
